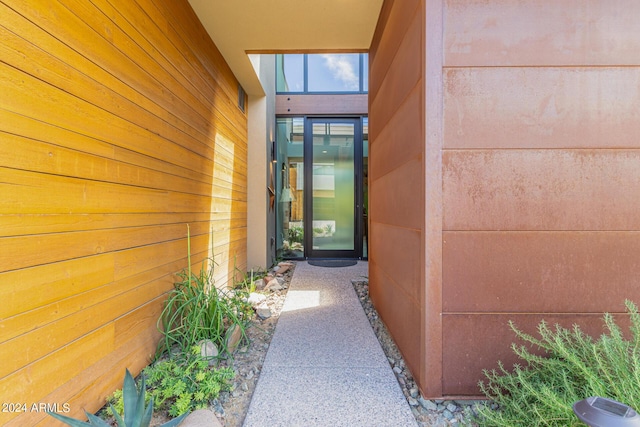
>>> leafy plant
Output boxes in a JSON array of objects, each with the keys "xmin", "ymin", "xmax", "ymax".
[
  {"xmin": 323, "ymin": 223, "xmax": 333, "ymax": 235},
  {"xmin": 474, "ymin": 300, "xmax": 640, "ymax": 427},
  {"xmin": 156, "ymin": 227, "xmax": 253, "ymax": 357},
  {"xmin": 288, "ymin": 226, "xmax": 303, "ymax": 244},
  {"xmin": 48, "ymin": 369, "xmax": 188, "ymax": 427},
  {"xmin": 233, "ymin": 266, "xmax": 266, "ymax": 294},
  {"xmin": 104, "ymin": 388, "xmax": 127, "ymax": 419},
  {"xmin": 144, "ymin": 347, "xmax": 234, "ymax": 417}
]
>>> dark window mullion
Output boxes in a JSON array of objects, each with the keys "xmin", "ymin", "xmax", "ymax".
[
  {"xmin": 303, "ymin": 54, "xmax": 309, "ymax": 93},
  {"xmin": 359, "ymin": 54, "xmax": 364, "ymax": 93}
]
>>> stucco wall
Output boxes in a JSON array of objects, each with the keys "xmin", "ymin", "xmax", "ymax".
[
  {"xmin": 247, "ymin": 54, "xmax": 276, "ymax": 269},
  {"xmin": 0, "ymin": 1, "xmax": 247, "ymax": 424}
]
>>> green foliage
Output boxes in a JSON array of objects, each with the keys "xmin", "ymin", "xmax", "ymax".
[
  {"xmin": 48, "ymin": 369, "xmax": 188, "ymax": 427},
  {"xmin": 144, "ymin": 348, "xmax": 234, "ymax": 417},
  {"xmin": 105, "ymin": 388, "xmax": 126, "ymax": 418},
  {"xmin": 475, "ymin": 300, "xmax": 640, "ymax": 427},
  {"xmin": 288, "ymin": 226, "xmax": 303, "ymax": 244},
  {"xmin": 323, "ymin": 223, "xmax": 333, "ymax": 234},
  {"xmin": 156, "ymin": 227, "xmax": 253, "ymax": 357},
  {"xmin": 233, "ymin": 267, "xmax": 266, "ymax": 294}
]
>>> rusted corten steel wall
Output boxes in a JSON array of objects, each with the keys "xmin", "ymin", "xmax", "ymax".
[
  {"xmin": 369, "ymin": 0, "xmax": 435, "ymax": 396},
  {"xmin": 0, "ymin": 0, "xmax": 247, "ymax": 424},
  {"xmin": 371, "ymin": 0, "xmax": 640, "ymax": 397},
  {"xmin": 442, "ymin": 0, "xmax": 640, "ymax": 396}
]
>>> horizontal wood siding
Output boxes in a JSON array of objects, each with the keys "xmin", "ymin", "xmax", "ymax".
[
  {"xmin": 442, "ymin": 0, "xmax": 640, "ymax": 395},
  {"xmin": 0, "ymin": 0, "xmax": 247, "ymax": 424}
]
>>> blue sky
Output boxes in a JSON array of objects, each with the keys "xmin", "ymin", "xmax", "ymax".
[{"xmin": 281, "ymin": 53, "xmax": 367, "ymax": 92}]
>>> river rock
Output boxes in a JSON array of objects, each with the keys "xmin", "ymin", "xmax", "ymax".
[
  {"xmin": 255, "ymin": 303, "xmax": 272, "ymax": 319},
  {"xmin": 226, "ymin": 324, "xmax": 243, "ymax": 353},
  {"xmin": 247, "ymin": 292, "xmax": 266, "ymax": 307},
  {"xmin": 198, "ymin": 339, "xmax": 219, "ymax": 366}
]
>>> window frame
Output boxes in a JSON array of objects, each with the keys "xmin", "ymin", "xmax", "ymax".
[{"xmin": 276, "ymin": 53, "xmax": 368, "ymax": 95}]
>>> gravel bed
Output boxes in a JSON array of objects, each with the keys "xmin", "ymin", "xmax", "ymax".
[
  {"xmin": 213, "ymin": 263, "xmax": 294, "ymax": 426},
  {"xmin": 351, "ymin": 279, "xmax": 483, "ymax": 427}
]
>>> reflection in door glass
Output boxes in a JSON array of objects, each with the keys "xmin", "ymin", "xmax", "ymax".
[
  {"xmin": 276, "ymin": 117, "xmax": 304, "ymax": 258},
  {"xmin": 312, "ymin": 122, "xmax": 355, "ymax": 251}
]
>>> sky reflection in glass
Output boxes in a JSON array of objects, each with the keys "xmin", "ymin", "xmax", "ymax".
[{"xmin": 277, "ymin": 53, "xmax": 367, "ymax": 93}]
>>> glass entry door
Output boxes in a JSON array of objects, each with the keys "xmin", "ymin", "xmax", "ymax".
[{"xmin": 305, "ymin": 118, "xmax": 362, "ymax": 258}]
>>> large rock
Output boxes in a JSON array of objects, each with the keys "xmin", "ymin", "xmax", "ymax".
[
  {"xmin": 275, "ymin": 262, "xmax": 294, "ymax": 276},
  {"xmin": 198, "ymin": 339, "xmax": 219, "ymax": 366},
  {"xmin": 225, "ymin": 324, "xmax": 243, "ymax": 353},
  {"xmin": 180, "ymin": 409, "xmax": 223, "ymax": 427},
  {"xmin": 265, "ymin": 278, "xmax": 284, "ymax": 292},
  {"xmin": 253, "ymin": 279, "xmax": 265, "ymax": 291},
  {"xmin": 247, "ymin": 292, "xmax": 266, "ymax": 308},
  {"xmin": 262, "ymin": 275, "xmax": 274, "ymax": 287},
  {"xmin": 275, "ymin": 264, "xmax": 290, "ymax": 276},
  {"xmin": 255, "ymin": 303, "xmax": 272, "ymax": 319}
]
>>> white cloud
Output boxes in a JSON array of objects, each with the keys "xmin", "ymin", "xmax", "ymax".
[{"xmin": 321, "ymin": 54, "xmax": 359, "ymax": 90}]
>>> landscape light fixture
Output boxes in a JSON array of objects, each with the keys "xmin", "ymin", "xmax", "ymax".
[
  {"xmin": 573, "ymin": 396, "xmax": 640, "ymax": 427},
  {"xmin": 271, "ymin": 141, "xmax": 277, "ymax": 163}
]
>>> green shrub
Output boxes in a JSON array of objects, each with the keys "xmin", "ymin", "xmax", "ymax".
[
  {"xmin": 475, "ymin": 300, "xmax": 640, "ymax": 427},
  {"xmin": 106, "ymin": 350, "xmax": 233, "ymax": 419},
  {"xmin": 144, "ymin": 348, "xmax": 234, "ymax": 417}
]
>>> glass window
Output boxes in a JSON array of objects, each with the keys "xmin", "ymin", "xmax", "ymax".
[
  {"xmin": 276, "ymin": 117, "xmax": 305, "ymax": 258},
  {"xmin": 362, "ymin": 54, "xmax": 369, "ymax": 93},
  {"xmin": 276, "ymin": 54, "xmax": 304, "ymax": 92},
  {"xmin": 311, "ymin": 122, "xmax": 355, "ymax": 251},
  {"xmin": 362, "ymin": 117, "xmax": 368, "ymax": 258},
  {"xmin": 308, "ymin": 54, "xmax": 361, "ymax": 92},
  {"xmin": 276, "ymin": 53, "xmax": 368, "ymax": 94}
]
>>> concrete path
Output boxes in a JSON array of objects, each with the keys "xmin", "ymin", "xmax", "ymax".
[{"xmin": 242, "ymin": 261, "xmax": 416, "ymax": 427}]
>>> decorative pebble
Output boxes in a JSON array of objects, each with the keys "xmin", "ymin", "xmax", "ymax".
[{"xmin": 351, "ymin": 279, "xmax": 484, "ymax": 426}]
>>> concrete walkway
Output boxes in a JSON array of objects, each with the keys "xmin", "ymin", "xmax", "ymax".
[{"xmin": 242, "ymin": 261, "xmax": 416, "ymax": 427}]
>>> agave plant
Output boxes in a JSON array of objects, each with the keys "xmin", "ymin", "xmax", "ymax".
[{"xmin": 48, "ymin": 369, "xmax": 188, "ymax": 427}]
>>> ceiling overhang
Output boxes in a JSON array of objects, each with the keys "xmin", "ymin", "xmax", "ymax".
[{"xmin": 188, "ymin": 0, "xmax": 384, "ymax": 96}]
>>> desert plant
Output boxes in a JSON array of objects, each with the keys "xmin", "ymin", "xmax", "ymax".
[
  {"xmin": 48, "ymin": 369, "xmax": 188, "ymax": 427},
  {"xmin": 474, "ymin": 300, "xmax": 640, "ymax": 427},
  {"xmin": 232, "ymin": 266, "xmax": 266, "ymax": 294},
  {"xmin": 156, "ymin": 228, "xmax": 253, "ymax": 357},
  {"xmin": 157, "ymin": 264, "xmax": 252, "ymax": 357},
  {"xmin": 323, "ymin": 223, "xmax": 333, "ymax": 235},
  {"xmin": 144, "ymin": 347, "xmax": 234, "ymax": 417}
]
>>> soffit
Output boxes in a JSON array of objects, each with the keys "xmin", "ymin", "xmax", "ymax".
[{"xmin": 188, "ymin": 0, "xmax": 384, "ymax": 96}]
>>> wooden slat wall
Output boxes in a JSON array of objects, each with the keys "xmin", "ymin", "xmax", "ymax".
[
  {"xmin": 441, "ymin": 0, "xmax": 640, "ymax": 395},
  {"xmin": 0, "ymin": 0, "xmax": 248, "ymax": 424}
]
